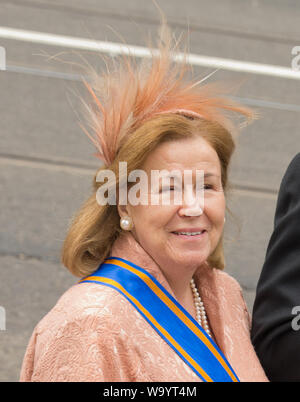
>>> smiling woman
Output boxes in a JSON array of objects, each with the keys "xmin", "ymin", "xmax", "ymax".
[
  {"xmin": 117, "ymin": 134, "xmax": 226, "ymax": 306},
  {"xmin": 19, "ymin": 22, "xmax": 268, "ymax": 382}
]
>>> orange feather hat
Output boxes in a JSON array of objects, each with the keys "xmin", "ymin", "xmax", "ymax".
[{"xmin": 79, "ymin": 24, "xmax": 254, "ymax": 166}]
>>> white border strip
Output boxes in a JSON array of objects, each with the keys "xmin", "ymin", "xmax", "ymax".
[
  {"xmin": 1, "ymin": 26, "xmax": 300, "ymax": 80},
  {"xmin": 0, "ymin": 45, "xmax": 5, "ymax": 70}
]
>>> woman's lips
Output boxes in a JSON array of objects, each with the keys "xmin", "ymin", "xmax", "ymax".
[{"xmin": 171, "ymin": 230, "xmax": 207, "ymax": 240}]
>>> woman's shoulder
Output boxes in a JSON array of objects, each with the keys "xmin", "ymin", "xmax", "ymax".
[
  {"xmin": 211, "ymin": 267, "xmax": 251, "ymax": 321},
  {"xmin": 210, "ymin": 267, "xmax": 248, "ymax": 311},
  {"xmin": 35, "ymin": 281, "xmax": 128, "ymax": 336},
  {"xmin": 21, "ymin": 282, "xmax": 135, "ymax": 381},
  {"xmin": 211, "ymin": 267, "xmax": 243, "ymax": 293}
]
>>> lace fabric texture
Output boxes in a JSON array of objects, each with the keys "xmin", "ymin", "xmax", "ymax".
[{"xmin": 20, "ymin": 233, "xmax": 268, "ymax": 382}]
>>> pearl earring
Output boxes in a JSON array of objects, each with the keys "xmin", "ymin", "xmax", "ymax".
[{"xmin": 120, "ymin": 216, "xmax": 134, "ymax": 231}]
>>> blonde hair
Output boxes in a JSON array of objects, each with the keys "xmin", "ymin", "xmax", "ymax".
[{"xmin": 61, "ymin": 24, "xmax": 254, "ymax": 277}]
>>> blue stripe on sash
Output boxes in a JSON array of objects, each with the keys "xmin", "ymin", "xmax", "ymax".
[{"xmin": 79, "ymin": 256, "xmax": 239, "ymax": 382}]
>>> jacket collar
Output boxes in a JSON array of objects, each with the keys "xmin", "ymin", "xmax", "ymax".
[{"xmin": 110, "ymin": 231, "xmax": 226, "ymax": 351}]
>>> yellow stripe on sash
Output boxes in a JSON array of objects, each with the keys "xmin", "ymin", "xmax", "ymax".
[
  {"xmin": 80, "ymin": 274, "xmax": 213, "ymax": 382},
  {"xmin": 80, "ymin": 257, "xmax": 238, "ymax": 382}
]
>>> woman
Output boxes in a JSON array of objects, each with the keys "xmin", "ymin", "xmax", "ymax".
[{"xmin": 20, "ymin": 26, "xmax": 268, "ymax": 382}]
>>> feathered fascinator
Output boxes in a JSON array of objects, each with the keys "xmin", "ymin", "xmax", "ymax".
[{"xmin": 79, "ymin": 23, "xmax": 254, "ymax": 166}]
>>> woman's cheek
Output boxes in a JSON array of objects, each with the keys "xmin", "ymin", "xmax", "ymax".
[{"xmin": 205, "ymin": 194, "xmax": 225, "ymax": 226}]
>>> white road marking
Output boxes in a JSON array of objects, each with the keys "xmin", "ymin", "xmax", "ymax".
[{"xmin": 0, "ymin": 26, "xmax": 300, "ymax": 80}]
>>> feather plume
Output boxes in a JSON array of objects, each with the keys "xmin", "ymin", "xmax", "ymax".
[{"xmin": 80, "ymin": 24, "xmax": 255, "ymax": 166}]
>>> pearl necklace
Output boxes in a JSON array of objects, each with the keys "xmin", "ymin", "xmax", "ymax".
[{"xmin": 190, "ymin": 278, "xmax": 211, "ymax": 337}]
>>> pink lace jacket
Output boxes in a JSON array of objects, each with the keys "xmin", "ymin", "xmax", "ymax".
[{"xmin": 20, "ymin": 232, "xmax": 268, "ymax": 382}]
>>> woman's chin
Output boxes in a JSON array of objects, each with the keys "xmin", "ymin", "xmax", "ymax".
[
  {"xmin": 168, "ymin": 238, "xmax": 211, "ymax": 263},
  {"xmin": 170, "ymin": 249, "xmax": 209, "ymax": 268}
]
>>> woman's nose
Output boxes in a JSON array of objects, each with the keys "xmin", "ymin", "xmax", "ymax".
[{"xmin": 178, "ymin": 185, "xmax": 204, "ymax": 217}]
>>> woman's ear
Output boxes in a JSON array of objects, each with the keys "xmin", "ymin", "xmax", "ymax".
[{"xmin": 117, "ymin": 203, "xmax": 131, "ymax": 219}]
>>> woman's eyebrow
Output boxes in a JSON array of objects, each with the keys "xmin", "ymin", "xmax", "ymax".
[
  {"xmin": 204, "ymin": 173, "xmax": 220, "ymax": 178},
  {"xmin": 154, "ymin": 171, "xmax": 220, "ymax": 180}
]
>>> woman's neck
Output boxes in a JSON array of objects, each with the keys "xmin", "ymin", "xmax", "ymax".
[
  {"xmin": 163, "ymin": 269, "xmax": 196, "ymax": 314},
  {"xmin": 111, "ymin": 232, "xmax": 199, "ymax": 314}
]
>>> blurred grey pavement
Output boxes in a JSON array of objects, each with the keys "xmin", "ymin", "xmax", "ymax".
[{"xmin": 0, "ymin": 0, "xmax": 300, "ymax": 381}]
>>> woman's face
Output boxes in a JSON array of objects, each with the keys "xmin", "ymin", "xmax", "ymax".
[{"xmin": 119, "ymin": 136, "xmax": 226, "ymax": 271}]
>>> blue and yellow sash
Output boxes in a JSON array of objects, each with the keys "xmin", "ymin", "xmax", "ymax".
[{"xmin": 79, "ymin": 257, "xmax": 239, "ymax": 382}]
